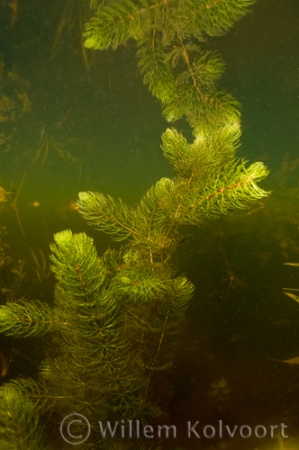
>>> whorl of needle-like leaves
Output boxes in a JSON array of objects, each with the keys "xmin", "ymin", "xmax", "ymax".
[
  {"xmin": 49, "ymin": 231, "xmax": 163, "ymax": 422},
  {"xmin": 50, "ymin": 230, "xmax": 109, "ymax": 312},
  {"xmin": 0, "ymin": 300, "xmax": 57, "ymax": 337},
  {"xmin": 0, "ymin": 230, "xmax": 159, "ymax": 426},
  {"xmin": 84, "ymin": 0, "xmax": 254, "ymax": 132},
  {"xmin": 112, "ymin": 263, "xmax": 174, "ymax": 303},
  {"xmin": 159, "ymin": 127, "xmax": 270, "ymax": 223},
  {"xmin": 77, "ymin": 125, "xmax": 269, "ymax": 261},
  {"xmin": 84, "ymin": 0, "xmax": 255, "ymax": 49},
  {"xmin": 123, "ymin": 271, "xmax": 194, "ymax": 374},
  {"xmin": 0, "ymin": 383, "xmax": 51, "ymax": 450},
  {"xmin": 77, "ymin": 192, "xmax": 136, "ymax": 241}
]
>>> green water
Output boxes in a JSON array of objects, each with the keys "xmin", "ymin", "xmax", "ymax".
[{"xmin": 0, "ymin": 1, "xmax": 299, "ymax": 449}]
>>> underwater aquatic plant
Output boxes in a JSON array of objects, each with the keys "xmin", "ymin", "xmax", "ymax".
[
  {"xmin": 31, "ymin": 124, "xmax": 77, "ymax": 166},
  {"xmin": 0, "ymin": 128, "xmax": 268, "ymax": 448},
  {"xmin": 83, "ymin": 0, "xmax": 255, "ymax": 135},
  {"xmin": 0, "ymin": 1, "xmax": 269, "ymax": 449}
]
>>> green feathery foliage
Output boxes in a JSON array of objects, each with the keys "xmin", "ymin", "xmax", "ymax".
[
  {"xmin": 0, "ymin": 1, "xmax": 269, "ymax": 449},
  {"xmin": 84, "ymin": 0, "xmax": 255, "ymax": 133},
  {"xmin": 0, "ymin": 300, "xmax": 56, "ymax": 336},
  {"xmin": 0, "ymin": 383, "xmax": 51, "ymax": 450},
  {"xmin": 78, "ymin": 123, "xmax": 269, "ymax": 263}
]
